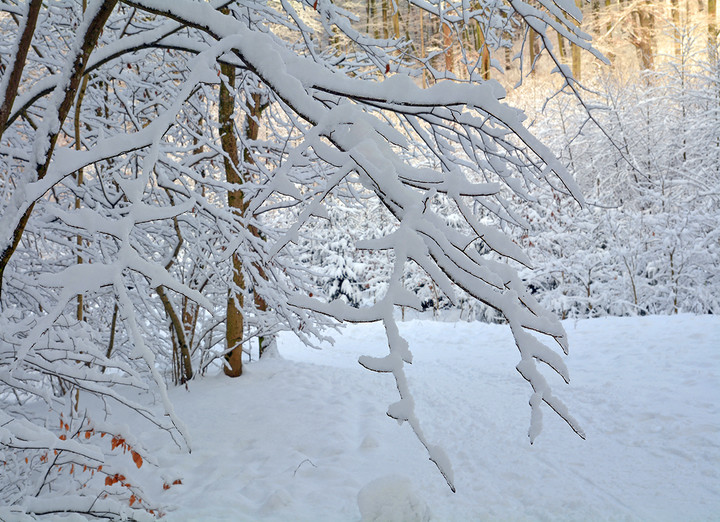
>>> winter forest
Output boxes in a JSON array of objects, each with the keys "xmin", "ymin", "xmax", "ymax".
[{"xmin": 0, "ymin": 0, "xmax": 718, "ymax": 520}]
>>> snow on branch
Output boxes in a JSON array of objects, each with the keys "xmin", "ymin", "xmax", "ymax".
[{"xmin": 0, "ymin": 0, "xmax": 593, "ymax": 505}]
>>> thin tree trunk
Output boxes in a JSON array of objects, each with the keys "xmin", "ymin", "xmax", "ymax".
[
  {"xmin": 219, "ymin": 52, "xmax": 245, "ymax": 377},
  {"xmin": 158, "ymin": 211, "xmax": 193, "ymax": 382},
  {"xmin": 370, "ymin": 0, "xmax": 380, "ymax": 39},
  {"xmin": 0, "ymin": 0, "xmax": 43, "ymax": 137},
  {"xmin": 631, "ymin": 0, "xmax": 655, "ymax": 70},
  {"xmin": 102, "ymin": 303, "xmax": 119, "ymax": 373},
  {"xmin": 72, "ymin": 0, "xmax": 91, "ymax": 416},
  {"xmin": 671, "ymin": 0, "xmax": 681, "ymax": 57},
  {"xmin": 529, "ymin": 27, "xmax": 538, "ymax": 74},
  {"xmin": 74, "ymin": 72, "xmax": 90, "ymax": 322},
  {"xmin": 443, "ymin": 23, "xmax": 454, "ymax": 73},
  {"xmin": 157, "ymin": 285, "xmax": 193, "ymax": 383},
  {"xmin": 170, "ymin": 324, "xmax": 180, "ymax": 384},
  {"xmin": 476, "ymin": 23, "xmax": 491, "ymax": 80},
  {"xmin": 382, "ymin": 0, "xmax": 389, "ymax": 39},
  {"xmin": 572, "ymin": 0, "xmax": 583, "ymax": 80},
  {"xmin": 669, "ymin": 249, "xmax": 679, "ymax": 314},
  {"xmin": 419, "ymin": 7, "xmax": 428, "ymax": 86},
  {"xmin": 391, "ymin": 0, "xmax": 400, "ymax": 39},
  {"xmin": 571, "ymin": 38, "xmax": 581, "ymax": 80},
  {"xmin": 367, "ymin": 0, "xmax": 372, "ymax": 35},
  {"xmin": 556, "ymin": 23, "xmax": 567, "ymax": 62},
  {"xmin": 623, "ymin": 257, "xmax": 639, "ymax": 308}
]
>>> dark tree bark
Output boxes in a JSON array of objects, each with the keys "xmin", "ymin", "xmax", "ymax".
[{"xmin": 0, "ymin": 0, "xmax": 43, "ymax": 136}]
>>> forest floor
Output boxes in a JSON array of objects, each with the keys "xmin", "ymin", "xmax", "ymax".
[{"xmin": 144, "ymin": 314, "xmax": 719, "ymax": 521}]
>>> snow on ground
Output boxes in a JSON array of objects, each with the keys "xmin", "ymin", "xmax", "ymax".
[{"xmin": 147, "ymin": 315, "xmax": 719, "ymax": 521}]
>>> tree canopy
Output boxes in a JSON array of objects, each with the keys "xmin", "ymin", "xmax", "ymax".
[{"xmin": 0, "ymin": 0, "xmax": 611, "ymax": 517}]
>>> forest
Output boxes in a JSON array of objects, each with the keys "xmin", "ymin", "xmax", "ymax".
[{"xmin": 0, "ymin": 0, "xmax": 717, "ymax": 519}]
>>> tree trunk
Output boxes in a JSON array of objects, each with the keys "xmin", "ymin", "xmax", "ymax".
[
  {"xmin": 391, "ymin": 0, "xmax": 400, "ymax": 39},
  {"xmin": 631, "ymin": 0, "xmax": 655, "ymax": 70},
  {"xmin": 74, "ymin": 68, "xmax": 89, "ymax": 323},
  {"xmin": 382, "ymin": 0, "xmax": 389, "ymax": 39},
  {"xmin": 556, "ymin": 23, "xmax": 567, "ymax": 62},
  {"xmin": 157, "ymin": 210, "xmax": 193, "ymax": 383},
  {"xmin": 572, "ymin": 0, "xmax": 582, "ymax": 80},
  {"xmin": 157, "ymin": 285, "xmax": 193, "ymax": 383},
  {"xmin": 102, "ymin": 303, "xmax": 119, "ymax": 373},
  {"xmin": 529, "ymin": 27, "xmax": 538, "ymax": 74},
  {"xmin": 443, "ymin": 22, "xmax": 454, "ymax": 73},
  {"xmin": 671, "ymin": 0, "xmax": 681, "ymax": 57},
  {"xmin": 219, "ymin": 58, "xmax": 245, "ymax": 377},
  {"xmin": 710, "ymin": 0, "xmax": 717, "ymax": 45},
  {"xmin": 419, "ymin": 6, "xmax": 428, "ymax": 86},
  {"xmin": 0, "ymin": 0, "xmax": 43, "ymax": 137},
  {"xmin": 669, "ymin": 249, "xmax": 678, "ymax": 314},
  {"xmin": 475, "ymin": 23, "xmax": 491, "ymax": 80}
]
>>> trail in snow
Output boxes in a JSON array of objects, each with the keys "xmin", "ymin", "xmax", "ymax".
[{"xmin": 145, "ymin": 314, "xmax": 719, "ymax": 521}]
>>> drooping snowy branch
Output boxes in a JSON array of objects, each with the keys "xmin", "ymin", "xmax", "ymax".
[{"xmin": 0, "ymin": 0, "xmax": 596, "ymax": 508}]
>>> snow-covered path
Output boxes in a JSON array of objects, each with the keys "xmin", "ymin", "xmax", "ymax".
[{"xmin": 153, "ymin": 315, "xmax": 720, "ymax": 521}]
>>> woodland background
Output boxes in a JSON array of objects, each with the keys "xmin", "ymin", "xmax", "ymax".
[{"xmin": 318, "ymin": 0, "xmax": 720, "ymax": 322}]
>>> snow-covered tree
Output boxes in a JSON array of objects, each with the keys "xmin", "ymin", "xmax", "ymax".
[
  {"xmin": 513, "ymin": 12, "xmax": 720, "ymax": 319},
  {"xmin": 0, "ymin": 0, "xmax": 598, "ymax": 515}
]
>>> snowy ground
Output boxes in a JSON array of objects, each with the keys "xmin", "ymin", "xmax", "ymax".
[{"xmin": 145, "ymin": 315, "xmax": 719, "ymax": 521}]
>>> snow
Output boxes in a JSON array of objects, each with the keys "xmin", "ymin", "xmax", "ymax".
[
  {"xmin": 117, "ymin": 314, "xmax": 720, "ymax": 521},
  {"xmin": 357, "ymin": 476, "xmax": 432, "ymax": 522}
]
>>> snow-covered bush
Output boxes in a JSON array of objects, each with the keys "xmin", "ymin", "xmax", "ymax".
[{"xmin": 515, "ymin": 34, "xmax": 720, "ymax": 318}]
